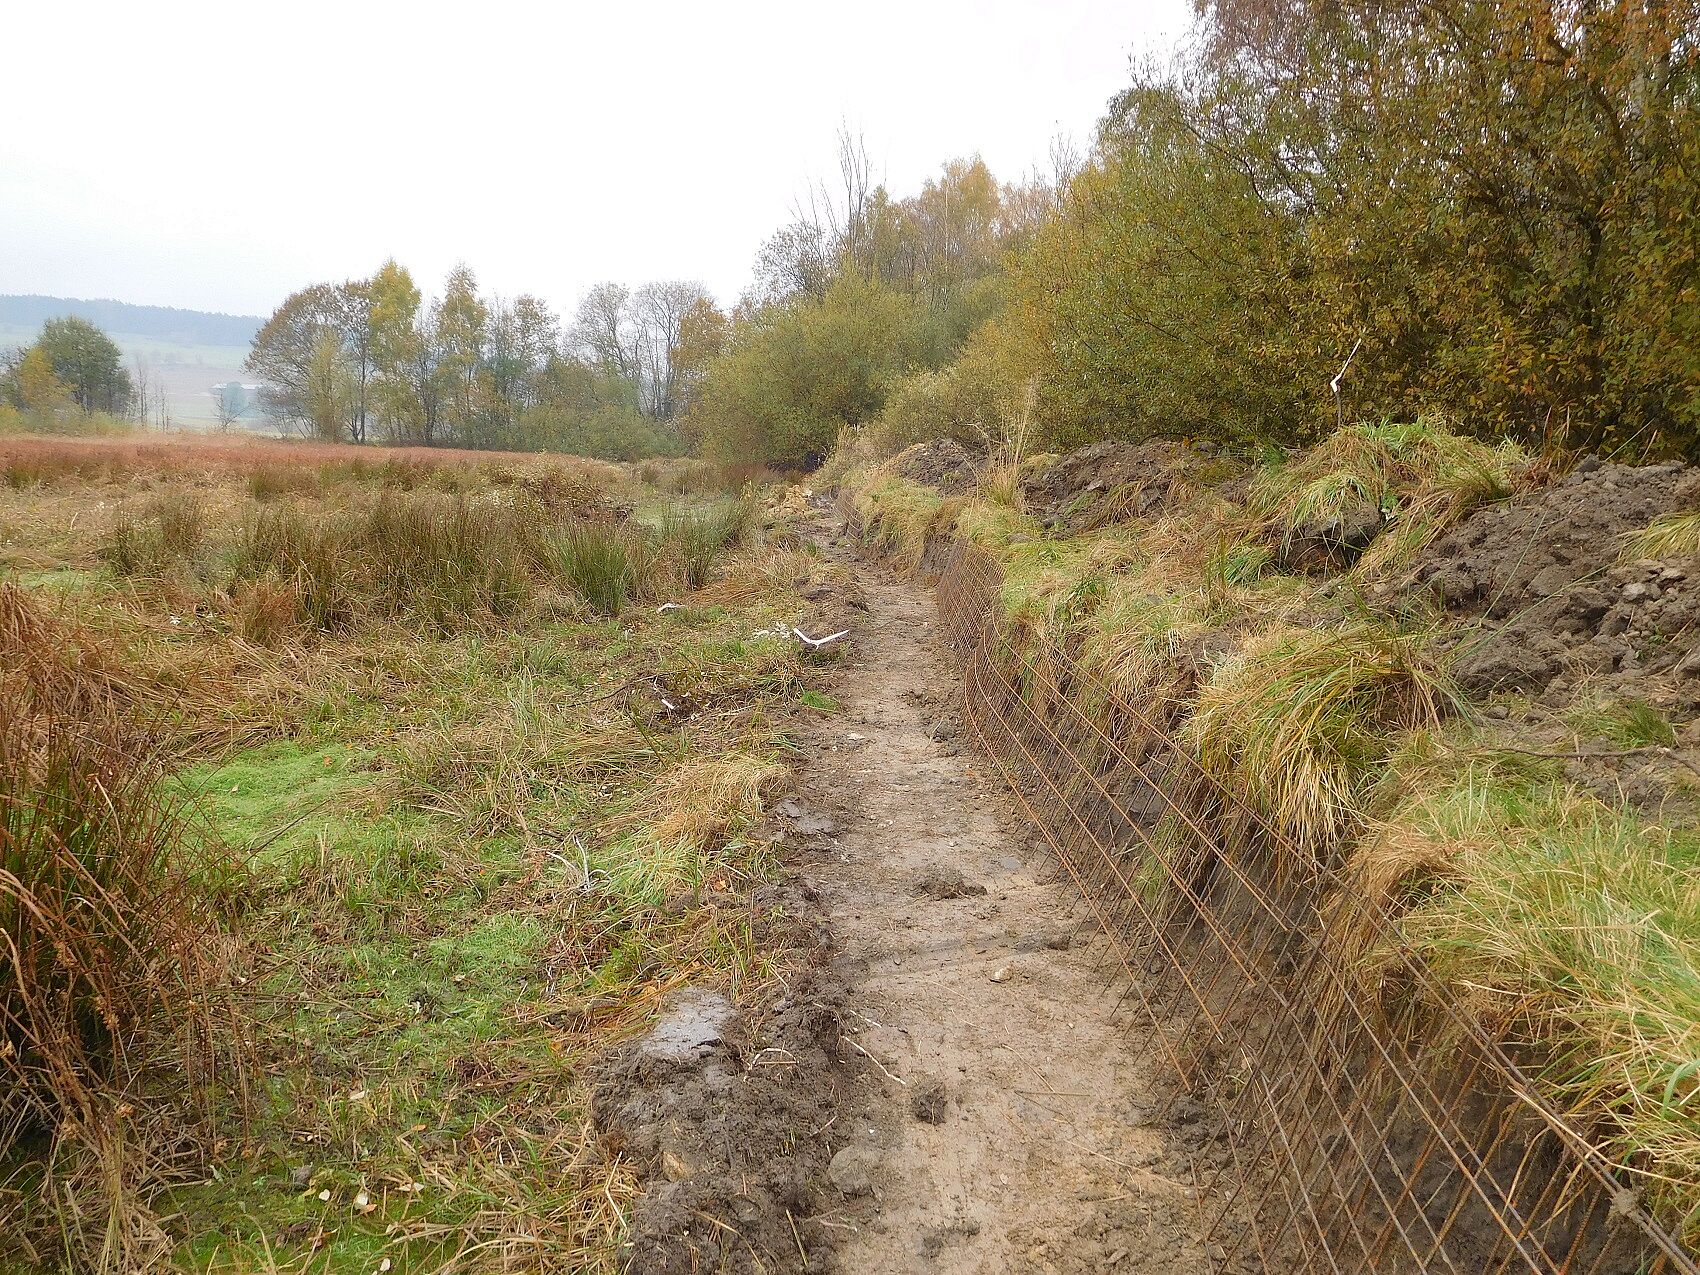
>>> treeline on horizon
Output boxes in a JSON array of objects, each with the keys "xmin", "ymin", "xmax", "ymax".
[
  {"xmin": 245, "ymin": 264, "xmax": 714, "ymax": 460},
  {"xmin": 0, "ymin": 295, "xmax": 262, "ymax": 348},
  {"xmin": 254, "ymin": 0, "xmax": 1699, "ymax": 466}
]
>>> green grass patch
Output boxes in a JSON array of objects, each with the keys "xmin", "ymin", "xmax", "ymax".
[
  {"xmin": 1567, "ymin": 696, "xmax": 1680, "ymax": 749},
  {"xmin": 1389, "ymin": 764, "xmax": 1700, "ymax": 1243}
]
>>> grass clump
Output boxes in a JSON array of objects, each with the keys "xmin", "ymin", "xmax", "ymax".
[
  {"xmin": 1567, "ymin": 696, "xmax": 1680, "ymax": 749},
  {"xmin": 1246, "ymin": 417, "xmax": 1532, "ymax": 574},
  {"xmin": 1075, "ymin": 585, "xmax": 1212, "ymax": 717},
  {"xmin": 1189, "ymin": 623, "xmax": 1459, "ymax": 860},
  {"xmin": 852, "ymin": 475, "xmax": 955, "ymax": 567},
  {"xmin": 660, "ymin": 496, "xmax": 754, "ymax": 589},
  {"xmin": 247, "ymin": 463, "xmax": 319, "ymax": 500},
  {"xmin": 234, "ymin": 503, "xmax": 359, "ymax": 630},
  {"xmin": 1383, "ymin": 764, "xmax": 1700, "ymax": 1242},
  {"xmin": 0, "ymin": 586, "xmax": 241, "ymax": 1271},
  {"xmin": 547, "ymin": 521, "xmax": 643, "ymax": 615},
  {"xmin": 1622, "ymin": 511, "xmax": 1700, "ymax": 562},
  {"xmin": 235, "ymin": 491, "xmax": 537, "ymax": 631},
  {"xmin": 98, "ymin": 489, "xmax": 207, "ymax": 577}
]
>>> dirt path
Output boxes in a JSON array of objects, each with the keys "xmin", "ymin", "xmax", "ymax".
[{"xmin": 783, "ymin": 522, "xmax": 1225, "ymax": 1273}]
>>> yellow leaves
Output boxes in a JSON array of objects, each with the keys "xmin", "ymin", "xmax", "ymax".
[{"xmin": 16, "ymin": 347, "xmax": 70, "ymax": 413}]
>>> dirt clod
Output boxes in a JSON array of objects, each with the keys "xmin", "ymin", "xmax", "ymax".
[
  {"xmin": 919, "ymin": 1217, "xmax": 981, "ymax": 1259},
  {"xmin": 913, "ymin": 867, "xmax": 987, "ymax": 900},
  {"xmin": 777, "ymin": 797, "xmax": 840, "ymax": 838},
  {"xmin": 1402, "ymin": 460, "xmax": 1700, "ymax": 698},
  {"xmin": 1019, "ymin": 439, "xmax": 1242, "ymax": 532},
  {"xmin": 1015, "ymin": 929, "xmax": 1074, "ymax": 952},
  {"xmin": 591, "ymin": 970, "xmax": 852, "ymax": 1274},
  {"xmin": 909, "ymin": 1077, "xmax": 949, "ymax": 1124},
  {"xmin": 827, "ymin": 1144, "xmax": 881, "ymax": 1197}
]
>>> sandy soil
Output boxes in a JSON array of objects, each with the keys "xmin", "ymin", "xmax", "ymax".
[{"xmin": 780, "ymin": 513, "xmax": 1228, "ymax": 1273}]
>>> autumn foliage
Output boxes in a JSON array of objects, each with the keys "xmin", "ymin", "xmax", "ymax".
[{"xmin": 689, "ymin": 1, "xmax": 1700, "ymax": 464}]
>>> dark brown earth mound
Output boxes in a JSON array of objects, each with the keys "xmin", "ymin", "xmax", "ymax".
[
  {"xmin": 1401, "ymin": 459, "xmax": 1700, "ymax": 700},
  {"xmin": 592, "ymin": 962, "xmax": 854, "ymax": 1274},
  {"xmin": 1020, "ymin": 439, "xmax": 1243, "ymax": 532},
  {"xmin": 889, "ymin": 439, "xmax": 979, "ymax": 494}
]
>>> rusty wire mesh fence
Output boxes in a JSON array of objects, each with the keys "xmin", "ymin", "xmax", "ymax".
[{"xmin": 896, "ymin": 521, "xmax": 1697, "ymax": 1273}]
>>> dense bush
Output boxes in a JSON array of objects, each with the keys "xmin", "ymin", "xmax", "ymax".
[
  {"xmin": 687, "ymin": 275, "xmax": 928, "ymax": 468},
  {"xmin": 1006, "ymin": 1, "xmax": 1700, "ymax": 454},
  {"xmin": 683, "ymin": 4, "xmax": 1700, "ymax": 467}
]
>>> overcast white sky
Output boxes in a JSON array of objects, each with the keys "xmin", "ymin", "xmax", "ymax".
[{"xmin": 0, "ymin": 1, "xmax": 1191, "ymax": 321}]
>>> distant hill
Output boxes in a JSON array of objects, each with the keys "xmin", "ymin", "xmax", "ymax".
[{"xmin": 0, "ymin": 295, "xmax": 262, "ymax": 347}]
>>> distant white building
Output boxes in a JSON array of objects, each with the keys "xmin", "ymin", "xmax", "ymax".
[{"xmin": 209, "ymin": 381, "xmax": 264, "ymax": 419}]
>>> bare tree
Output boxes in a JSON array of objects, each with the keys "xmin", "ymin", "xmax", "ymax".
[
  {"xmin": 152, "ymin": 381, "xmax": 173, "ymax": 431},
  {"xmin": 633, "ymin": 281, "xmax": 712, "ymax": 419},
  {"xmin": 570, "ymin": 283, "xmax": 639, "ymax": 383},
  {"xmin": 753, "ymin": 128, "xmax": 879, "ymax": 302},
  {"xmin": 130, "ymin": 356, "xmax": 154, "ymax": 427},
  {"xmin": 809, "ymin": 127, "xmax": 875, "ymax": 277},
  {"xmin": 210, "ymin": 382, "xmax": 245, "ymax": 432},
  {"xmin": 752, "ymin": 220, "xmax": 834, "ymax": 303}
]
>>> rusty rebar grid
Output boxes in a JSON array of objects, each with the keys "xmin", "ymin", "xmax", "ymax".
[{"xmin": 913, "ymin": 535, "xmax": 1698, "ymax": 1275}]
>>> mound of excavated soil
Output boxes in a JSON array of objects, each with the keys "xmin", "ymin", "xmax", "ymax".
[
  {"xmin": 1019, "ymin": 439, "xmax": 1241, "ymax": 532},
  {"xmin": 592, "ymin": 961, "xmax": 853, "ymax": 1274},
  {"xmin": 889, "ymin": 439, "xmax": 980, "ymax": 495},
  {"xmin": 1401, "ymin": 459, "xmax": 1700, "ymax": 699}
]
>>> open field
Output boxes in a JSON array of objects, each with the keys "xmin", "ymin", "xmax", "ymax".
[{"xmin": 0, "ymin": 434, "xmax": 852, "ymax": 1272}]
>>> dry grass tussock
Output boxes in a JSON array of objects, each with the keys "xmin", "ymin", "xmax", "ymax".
[
  {"xmin": 0, "ymin": 586, "xmax": 244, "ymax": 1272},
  {"xmin": 1622, "ymin": 510, "xmax": 1700, "ymax": 562},
  {"xmin": 0, "ymin": 582, "xmax": 301, "ymax": 758},
  {"xmin": 847, "ymin": 474, "xmax": 965, "ymax": 569},
  {"xmin": 1188, "ymin": 623, "xmax": 1459, "ymax": 864},
  {"xmin": 1242, "ymin": 417, "xmax": 1535, "ymax": 573},
  {"xmin": 1340, "ymin": 740, "xmax": 1700, "ymax": 1243},
  {"xmin": 639, "ymin": 755, "xmax": 786, "ymax": 852}
]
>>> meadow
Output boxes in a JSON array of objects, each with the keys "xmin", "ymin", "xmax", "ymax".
[{"xmin": 0, "ymin": 432, "xmax": 830, "ymax": 1272}]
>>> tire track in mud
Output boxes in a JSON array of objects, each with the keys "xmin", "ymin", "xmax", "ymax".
[{"xmin": 791, "ymin": 516, "xmax": 1234, "ymax": 1274}]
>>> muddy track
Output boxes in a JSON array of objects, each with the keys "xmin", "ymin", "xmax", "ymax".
[{"xmin": 788, "ymin": 514, "xmax": 1227, "ymax": 1273}]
